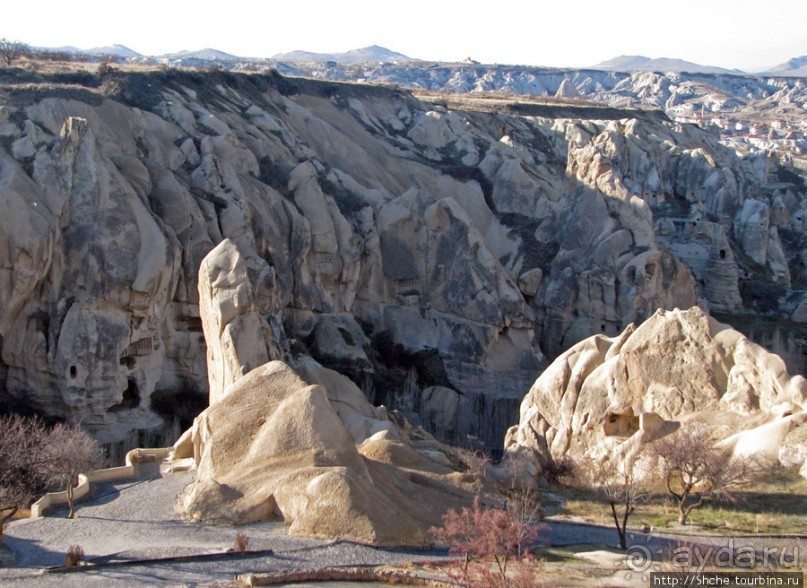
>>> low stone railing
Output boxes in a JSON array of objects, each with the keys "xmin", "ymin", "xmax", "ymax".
[{"xmin": 29, "ymin": 447, "xmax": 171, "ymax": 518}]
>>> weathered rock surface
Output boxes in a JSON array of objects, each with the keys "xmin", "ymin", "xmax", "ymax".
[
  {"xmin": 179, "ymin": 359, "xmax": 477, "ymax": 544},
  {"xmin": 197, "ymin": 239, "xmax": 281, "ymax": 404},
  {"xmin": 180, "ymin": 240, "xmax": 479, "ymax": 544},
  {"xmin": 0, "ymin": 70, "xmax": 803, "ymax": 452},
  {"xmin": 504, "ymin": 307, "xmax": 807, "ymax": 477}
]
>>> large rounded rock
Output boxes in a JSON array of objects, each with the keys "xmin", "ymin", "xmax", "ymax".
[
  {"xmin": 505, "ymin": 307, "xmax": 807, "ymax": 477},
  {"xmin": 181, "ymin": 360, "xmax": 478, "ymax": 545}
]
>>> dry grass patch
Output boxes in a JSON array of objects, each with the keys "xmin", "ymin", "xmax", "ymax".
[{"xmin": 553, "ymin": 466, "xmax": 807, "ymax": 535}]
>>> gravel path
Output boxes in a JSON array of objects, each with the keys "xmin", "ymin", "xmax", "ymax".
[{"xmin": 0, "ymin": 464, "xmax": 445, "ymax": 586}]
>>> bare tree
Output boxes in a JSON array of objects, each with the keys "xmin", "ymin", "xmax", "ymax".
[
  {"xmin": 44, "ymin": 424, "xmax": 105, "ymax": 518},
  {"xmin": 650, "ymin": 423, "xmax": 759, "ymax": 526},
  {"xmin": 0, "ymin": 39, "xmax": 30, "ymax": 67},
  {"xmin": 0, "ymin": 415, "xmax": 51, "ymax": 542},
  {"xmin": 504, "ymin": 486, "xmax": 544, "ymax": 557},
  {"xmin": 587, "ymin": 457, "xmax": 646, "ymax": 550}
]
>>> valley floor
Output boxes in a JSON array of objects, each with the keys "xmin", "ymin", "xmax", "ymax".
[{"xmin": 0, "ymin": 464, "xmax": 803, "ymax": 586}]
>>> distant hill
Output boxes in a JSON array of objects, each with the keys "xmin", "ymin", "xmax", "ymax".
[
  {"xmin": 86, "ymin": 44, "xmax": 141, "ymax": 58},
  {"xmin": 35, "ymin": 44, "xmax": 141, "ymax": 58},
  {"xmin": 765, "ymin": 55, "xmax": 807, "ymax": 77},
  {"xmin": 36, "ymin": 45, "xmax": 83, "ymax": 54},
  {"xmin": 592, "ymin": 55, "xmax": 734, "ymax": 74},
  {"xmin": 273, "ymin": 45, "xmax": 413, "ymax": 64},
  {"xmin": 161, "ymin": 48, "xmax": 242, "ymax": 62}
]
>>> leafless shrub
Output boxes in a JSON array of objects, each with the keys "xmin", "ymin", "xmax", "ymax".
[
  {"xmin": 453, "ymin": 445, "xmax": 491, "ymax": 480},
  {"xmin": 430, "ymin": 497, "xmax": 542, "ymax": 586},
  {"xmin": 234, "ymin": 531, "xmax": 250, "ymax": 552},
  {"xmin": 0, "ymin": 39, "xmax": 30, "ymax": 67},
  {"xmin": 541, "ymin": 456, "xmax": 575, "ymax": 485},
  {"xmin": 97, "ymin": 60, "xmax": 117, "ymax": 77},
  {"xmin": 650, "ymin": 423, "xmax": 764, "ymax": 526},
  {"xmin": 582, "ymin": 456, "xmax": 647, "ymax": 550},
  {"xmin": 0, "ymin": 415, "xmax": 51, "ymax": 542},
  {"xmin": 64, "ymin": 544, "xmax": 85, "ymax": 567},
  {"xmin": 1, "ymin": 417, "xmax": 106, "ymax": 534},
  {"xmin": 504, "ymin": 487, "xmax": 544, "ymax": 556},
  {"xmin": 43, "ymin": 423, "xmax": 106, "ymax": 519}
]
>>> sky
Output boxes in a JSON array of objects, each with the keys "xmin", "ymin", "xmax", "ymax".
[{"xmin": 3, "ymin": 0, "xmax": 806, "ymax": 71}]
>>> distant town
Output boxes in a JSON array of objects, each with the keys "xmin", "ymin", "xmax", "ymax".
[{"xmin": 673, "ymin": 109, "xmax": 807, "ymax": 161}]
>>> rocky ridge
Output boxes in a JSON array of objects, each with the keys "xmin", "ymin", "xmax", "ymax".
[
  {"xmin": 0, "ymin": 69, "xmax": 803, "ymax": 452},
  {"xmin": 301, "ymin": 63, "xmax": 807, "ymax": 115}
]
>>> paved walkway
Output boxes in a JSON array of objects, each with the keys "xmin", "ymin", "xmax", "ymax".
[
  {"xmin": 0, "ymin": 465, "xmax": 442, "ymax": 586},
  {"xmin": 0, "ymin": 465, "xmax": 803, "ymax": 586}
]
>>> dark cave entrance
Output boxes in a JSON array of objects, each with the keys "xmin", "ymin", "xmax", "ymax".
[{"xmin": 108, "ymin": 378, "xmax": 141, "ymax": 412}]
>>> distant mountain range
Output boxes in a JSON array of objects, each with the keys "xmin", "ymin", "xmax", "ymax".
[
  {"xmin": 271, "ymin": 45, "xmax": 413, "ymax": 64},
  {"xmin": 88, "ymin": 44, "xmax": 142, "ymax": 58},
  {"xmin": 30, "ymin": 44, "xmax": 807, "ymax": 76},
  {"xmin": 591, "ymin": 55, "xmax": 736, "ymax": 75},
  {"xmin": 37, "ymin": 44, "xmax": 142, "ymax": 58}
]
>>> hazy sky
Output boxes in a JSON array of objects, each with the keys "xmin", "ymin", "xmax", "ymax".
[{"xmin": 3, "ymin": 0, "xmax": 805, "ymax": 70}]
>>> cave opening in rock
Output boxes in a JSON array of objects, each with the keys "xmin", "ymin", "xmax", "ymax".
[
  {"xmin": 150, "ymin": 382, "xmax": 208, "ymax": 432},
  {"xmin": 123, "ymin": 378, "xmax": 140, "ymax": 408},
  {"xmin": 69, "ymin": 365, "xmax": 77, "ymax": 378},
  {"xmin": 108, "ymin": 378, "xmax": 141, "ymax": 412}
]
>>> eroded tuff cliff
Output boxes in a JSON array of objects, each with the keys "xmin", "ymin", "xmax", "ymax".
[
  {"xmin": 505, "ymin": 307, "xmax": 807, "ymax": 479},
  {"xmin": 0, "ymin": 69, "xmax": 804, "ymax": 450}
]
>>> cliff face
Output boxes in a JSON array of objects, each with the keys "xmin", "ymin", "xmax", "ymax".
[{"xmin": 0, "ymin": 70, "xmax": 804, "ymax": 450}]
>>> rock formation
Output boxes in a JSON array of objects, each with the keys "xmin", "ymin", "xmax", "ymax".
[
  {"xmin": 0, "ymin": 69, "xmax": 803, "ymax": 453},
  {"xmin": 197, "ymin": 239, "xmax": 280, "ymax": 404},
  {"xmin": 504, "ymin": 307, "xmax": 807, "ymax": 478},
  {"xmin": 306, "ymin": 62, "xmax": 807, "ymax": 126},
  {"xmin": 179, "ymin": 359, "xmax": 481, "ymax": 544},
  {"xmin": 179, "ymin": 249, "xmax": 480, "ymax": 544}
]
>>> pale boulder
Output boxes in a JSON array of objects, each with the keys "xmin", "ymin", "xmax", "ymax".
[
  {"xmin": 518, "ymin": 268, "xmax": 544, "ymax": 297},
  {"xmin": 505, "ymin": 307, "xmax": 807, "ymax": 478},
  {"xmin": 180, "ymin": 361, "xmax": 478, "ymax": 545}
]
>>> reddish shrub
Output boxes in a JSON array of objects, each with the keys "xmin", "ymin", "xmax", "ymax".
[{"xmin": 430, "ymin": 497, "xmax": 542, "ymax": 586}]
